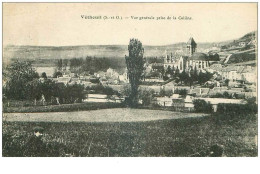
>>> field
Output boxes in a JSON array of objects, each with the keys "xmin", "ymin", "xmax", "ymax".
[
  {"xmin": 2, "ymin": 109, "xmax": 257, "ymax": 157},
  {"xmin": 3, "ymin": 102, "xmax": 124, "ymax": 113},
  {"xmin": 3, "ymin": 109, "xmax": 208, "ymax": 122}
]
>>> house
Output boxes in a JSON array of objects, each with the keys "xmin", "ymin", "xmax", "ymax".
[
  {"xmin": 220, "ymin": 65, "xmax": 256, "ymax": 84},
  {"xmin": 156, "ymin": 96, "xmax": 173, "ymax": 106},
  {"xmin": 95, "ymin": 71, "xmax": 106, "ymax": 78},
  {"xmin": 110, "ymin": 95, "xmax": 124, "ymax": 103},
  {"xmin": 70, "ymin": 77, "xmax": 81, "ymax": 85},
  {"xmin": 162, "ymin": 80, "xmax": 176, "ymax": 92},
  {"xmin": 241, "ymin": 66, "xmax": 256, "ymax": 83},
  {"xmin": 184, "ymin": 95, "xmax": 195, "ymax": 111},
  {"xmin": 198, "ymin": 97, "xmax": 247, "ymax": 112},
  {"xmin": 83, "ymin": 94, "xmax": 108, "ymax": 103},
  {"xmin": 172, "ymin": 98, "xmax": 185, "ymax": 111},
  {"xmin": 220, "ymin": 66, "xmax": 244, "ymax": 81},
  {"xmin": 145, "ymin": 78, "xmax": 164, "ymax": 83},
  {"xmin": 239, "ymin": 42, "xmax": 246, "ymax": 47},
  {"xmin": 83, "ymin": 94, "xmax": 124, "ymax": 103},
  {"xmin": 106, "ymin": 68, "xmax": 118, "ymax": 77},
  {"xmin": 56, "ymin": 77, "xmax": 71, "ymax": 85},
  {"xmin": 82, "ymin": 81, "xmax": 94, "ymax": 88}
]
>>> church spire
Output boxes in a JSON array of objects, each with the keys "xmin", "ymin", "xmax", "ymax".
[{"xmin": 187, "ymin": 37, "xmax": 197, "ymax": 56}]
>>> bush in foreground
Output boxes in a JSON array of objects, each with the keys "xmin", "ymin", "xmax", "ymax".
[{"xmin": 193, "ymin": 99, "xmax": 213, "ymax": 113}]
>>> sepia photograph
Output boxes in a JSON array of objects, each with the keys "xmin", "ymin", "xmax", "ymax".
[{"xmin": 2, "ymin": 2, "xmax": 258, "ymax": 158}]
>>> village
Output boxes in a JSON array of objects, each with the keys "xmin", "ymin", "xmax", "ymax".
[{"xmin": 33, "ymin": 34, "xmax": 257, "ymax": 113}]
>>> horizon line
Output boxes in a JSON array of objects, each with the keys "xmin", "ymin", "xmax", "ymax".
[{"xmin": 3, "ymin": 30, "xmax": 256, "ymax": 48}]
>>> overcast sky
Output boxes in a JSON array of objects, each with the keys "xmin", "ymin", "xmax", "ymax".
[{"xmin": 3, "ymin": 3, "xmax": 257, "ymax": 46}]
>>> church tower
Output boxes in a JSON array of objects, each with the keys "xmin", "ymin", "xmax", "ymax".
[{"xmin": 187, "ymin": 37, "xmax": 197, "ymax": 56}]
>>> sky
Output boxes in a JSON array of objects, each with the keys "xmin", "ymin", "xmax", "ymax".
[{"xmin": 3, "ymin": 3, "xmax": 257, "ymax": 46}]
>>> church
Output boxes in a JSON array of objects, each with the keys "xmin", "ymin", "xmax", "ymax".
[{"xmin": 164, "ymin": 37, "xmax": 210, "ymax": 73}]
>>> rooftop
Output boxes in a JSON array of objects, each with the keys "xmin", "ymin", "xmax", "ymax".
[{"xmin": 189, "ymin": 52, "xmax": 208, "ymax": 61}]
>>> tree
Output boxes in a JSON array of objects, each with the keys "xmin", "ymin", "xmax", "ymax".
[
  {"xmin": 63, "ymin": 59, "xmax": 68, "ymax": 69},
  {"xmin": 177, "ymin": 70, "xmax": 189, "ymax": 85},
  {"xmin": 138, "ymin": 88, "xmax": 155, "ymax": 106},
  {"xmin": 121, "ymin": 84, "xmax": 132, "ymax": 96},
  {"xmin": 65, "ymin": 84, "xmax": 85, "ymax": 103},
  {"xmin": 174, "ymin": 88, "xmax": 188, "ymax": 96},
  {"xmin": 193, "ymin": 99, "xmax": 213, "ymax": 113},
  {"xmin": 57, "ymin": 59, "xmax": 63, "ymax": 70},
  {"xmin": 40, "ymin": 79, "xmax": 57, "ymax": 102},
  {"xmin": 125, "ymin": 39, "xmax": 145, "ymax": 107},
  {"xmin": 4, "ymin": 61, "xmax": 39, "ymax": 100},
  {"xmin": 53, "ymin": 71, "xmax": 62, "ymax": 78},
  {"xmin": 165, "ymin": 66, "xmax": 173, "ymax": 78},
  {"xmin": 198, "ymin": 71, "xmax": 213, "ymax": 85},
  {"xmin": 175, "ymin": 67, "xmax": 180, "ymax": 78},
  {"xmin": 41, "ymin": 72, "xmax": 47, "ymax": 79},
  {"xmin": 225, "ymin": 79, "xmax": 230, "ymax": 86},
  {"xmin": 26, "ymin": 79, "xmax": 42, "ymax": 105},
  {"xmin": 191, "ymin": 66, "xmax": 199, "ymax": 82}
]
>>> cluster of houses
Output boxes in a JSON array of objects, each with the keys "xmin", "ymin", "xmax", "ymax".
[
  {"xmin": 141, "ymin": 37, "xmax": 256, "ymax": 112},
  {"xmin": 144, "ymin": 38, "xmax": 256, "ymax": 92},
  {"xmin": 96, "ymin": 68, "xmax": 129, "ymax": 85},
  {"xmin": 35, "ymin": 36, "xmax": 256, "ymax": 112},
  {"xmin": 46, "ymin": 68, "xmax": 128, "ymax": 88},
  {"xmin": 153, "ymin": 86, "xmax": 249, "ymax": 112}
]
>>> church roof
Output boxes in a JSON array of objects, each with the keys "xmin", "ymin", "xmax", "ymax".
[
  {"xmin": 187, "ymin": 37, "xmax": 197, "ymax": 45},
  {"xmin": 189, "ymin": 52, "xmax": 208, "ymax": 61}
]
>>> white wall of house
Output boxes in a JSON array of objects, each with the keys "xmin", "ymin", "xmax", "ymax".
[{"xmin": 242, "ymin": 72, "xmax": 256, "ymax": 83}]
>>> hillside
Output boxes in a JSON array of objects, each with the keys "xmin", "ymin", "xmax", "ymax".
[
  {"xmin": 3, "ymin": 42, "xmax": 219, "ymax": 61},
  {"xmin": 219, "ymin": 31, "xmax": 257, "ymax": 65},
  {"xmin": 3, "ymin": 31, "xmax": 256, "ymax": 64},
  {"xmin": 3, "ymin": 45, "xmax": 175, "ymax": 60},
  {"xmin": 222, "ymin": 31, "xmax": 256, "ymax": 48},
  {"xmin": 226, "ymin": 49, "xmax": 256, "ymax": 64}
]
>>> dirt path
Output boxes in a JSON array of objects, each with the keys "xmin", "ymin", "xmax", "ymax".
[{"xmin": 3, "ymin": 108, "xmax": 209, "ymax": 123}]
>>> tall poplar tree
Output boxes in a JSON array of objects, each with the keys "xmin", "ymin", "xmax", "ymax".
[{"xmin": 125, "ymin": 39, "xmax": 145, "ymax": 107}]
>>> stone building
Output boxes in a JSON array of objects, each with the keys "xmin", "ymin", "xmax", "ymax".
[{"xmin": 164, "ymin": 37, "xmax": 210, "ymax": 73}]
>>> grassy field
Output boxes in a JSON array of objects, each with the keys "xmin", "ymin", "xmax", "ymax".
[
  {"xmin": 2, "ymin": 114, "xmax": 257, "ymax": 157},
  {"xmin": 3, "ymin": 109, "xmax": 208, "ymax": 123},
  {"xmin": 3, "ymin": 102, "xmax": 124, "ymax": 113}
]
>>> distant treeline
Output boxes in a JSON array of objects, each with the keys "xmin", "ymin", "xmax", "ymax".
[
  {"xmin": 56, "ymin": 57, "xmax": 126, "ymax": 74},
  {"xmin": 146, "ymin": 56, "xmax": 164, "ymax": 64},
  {"xmin": 56, "ymin": 56, "xmax": 164, "ymax": 74}
]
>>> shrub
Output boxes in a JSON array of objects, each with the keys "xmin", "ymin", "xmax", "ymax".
[
  {"xmin": 174, "ymin": 89, "xmax": 188, "ymax": 96},
  {"xmin": 86, "ymin": 85, "xmax": 118, "ymax": 96},
  {"xmin": 193, "ymin": 99, "xmax": 213, "ymax": 113},
  {"xmin": 216, "ymin": 102, "xmax": 257, "ymax": 120},
  {"xmin": 2, "ymin": 132, "xmax": 71, "ymax": 157},
  {"xmin": 138, "ymin": 88, "xmax": 155, "ymax": 106},
  {"xmin": 159, "ymin": 88, "xmax": 173, "ymax": 97},
  {"xmin": 214, "ymin": 98, "xmax": 255, "ymax": 121}
]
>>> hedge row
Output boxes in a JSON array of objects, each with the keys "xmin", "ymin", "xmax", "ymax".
[
  {"xmin": 217, "ymin": 103, "xmax": 257, "ymax": 115},
  {"xmin": 215, "ymin": 103, "xmax": 257, "ymax": 120},
  {"xmin": 193, "ymin": 99, "xmax": 257, "ymax": 120}
]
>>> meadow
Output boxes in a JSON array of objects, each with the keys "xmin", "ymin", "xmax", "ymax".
[
  {"xmin": 3, "ymin": 102, "xmax": 124, "ymax": 113},
  {"xmin": 2, "ymin": 113, "xmax": 257, "ymax": 157}
]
